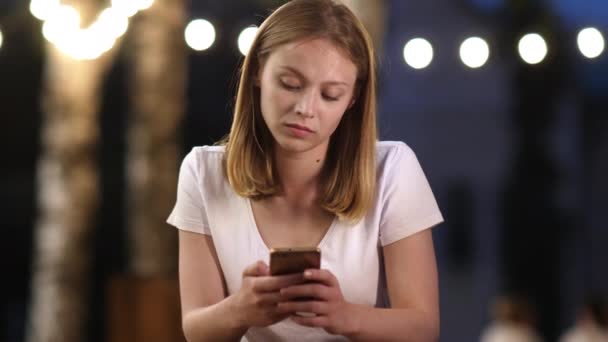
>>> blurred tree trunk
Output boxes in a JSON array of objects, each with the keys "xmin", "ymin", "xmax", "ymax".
[
  {"xmin": 26, "ymin": 1, "xmax": 119, "ymax": 341},
  {"xmin": 342, "ymin": 0, "xmax": 387, "ymax": 58},
  {"xmin": 126, "ymin": 0, "xmax": 186, "ymax": 276}
]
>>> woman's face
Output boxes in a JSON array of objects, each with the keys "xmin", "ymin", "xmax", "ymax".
[{"xmin": 257, "ymin": 38, "xmax": 358, "ymax": 158}]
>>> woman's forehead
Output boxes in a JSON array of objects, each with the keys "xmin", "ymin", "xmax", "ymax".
[{"xmin": 264, "ymin": 38, "xmax": 357, "ymax": 84}]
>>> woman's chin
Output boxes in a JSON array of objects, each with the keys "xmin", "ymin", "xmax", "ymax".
[{"xmin": 274, "ymin": 137, "xmax": 318, "ymax": 154}]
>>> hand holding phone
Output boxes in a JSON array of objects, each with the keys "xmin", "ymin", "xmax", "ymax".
[{"xmin": 270, "ymin": 247, "xmax": 321, "ymax": 317}]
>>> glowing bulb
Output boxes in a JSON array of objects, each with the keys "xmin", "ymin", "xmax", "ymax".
[
  {"xmin": 403, "ymin": 38, "xmax": 433, "ymax": 69},
  {"xmin": 136, "ymin": 0, "xmax": 154, "ymax": 10},
  {"xmin": 185, "ymin": 19, "xmax": 216, "ymax": 51},
  {"xmin": 518, "ymin": 33, "xmax": 548, "ymax": 65},
  {"xmin": 238, "ymin": 26, "xmax": 258, "ymax": 56},
  {"xmin": 0, "ymin": 28, "xmax": 3, "ymax": 50},
  {"xmin": 42, "ymin": 5, "xmax": 81, "ymax": 44},
  {"xmin": 111, "ymin": 0, "xmax": 139, "ymax": 18},
  {"xmin": 459, "ymin": 37, "xmax": 490, "ymax": 68},
  {"xmin": 30, "ymin": 0, "xmax": 61, "ymax": 21},
  {"xmin": 577, "ymin": 27, "xmax": 605, "ymax": 59},
  {"xmin": 96, "ymin": 7, "xmax": 129, "ymax": 39}
]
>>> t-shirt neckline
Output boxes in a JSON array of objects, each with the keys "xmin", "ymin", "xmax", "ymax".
[{"xmin": 245, "ymin": 197, "xmax": 337, "ymax": 253}]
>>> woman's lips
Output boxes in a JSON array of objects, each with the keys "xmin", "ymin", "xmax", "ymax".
[{"xmin": 285, "ymin": 123, "xmax": 314, "ymax": 137}]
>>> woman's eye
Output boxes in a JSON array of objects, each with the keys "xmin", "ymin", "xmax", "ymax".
[
  {"xmin": 280, "ymin": 80, "xmax": 300, "ymax": 90},
  {"xmin": 323, "ymin": 94, "xmax": 340, "ymax": 101}
]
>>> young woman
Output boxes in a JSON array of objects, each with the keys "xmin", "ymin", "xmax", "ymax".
[{"xmin": 167, "ymin": 0, "xmax": 443, "ymax": 341}]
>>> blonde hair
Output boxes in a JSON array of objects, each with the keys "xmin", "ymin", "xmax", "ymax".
[{"xmin": 223, "ymin": 0, "xmax": 378, "ymax": 222}]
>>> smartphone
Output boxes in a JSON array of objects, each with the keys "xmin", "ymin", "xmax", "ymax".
[
  {"xmin": 269, "ymin": 247, "xmax": 321, "ymax": 276},
  {"xmin": 269, "ymin": 247, "xmax": 321, "ymax": 317}
]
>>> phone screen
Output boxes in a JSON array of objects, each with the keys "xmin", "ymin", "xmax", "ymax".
[{"xmin": 269, "ymin": 247, "xmax": 321, "ymax": 276}]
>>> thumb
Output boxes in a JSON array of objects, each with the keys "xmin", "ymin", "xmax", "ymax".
[{"xmin": 242, "ymin": 260, "xmax": 269, "ymax": 277}]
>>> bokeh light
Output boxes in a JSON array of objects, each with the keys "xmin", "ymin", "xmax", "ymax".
[
  {"xmin": 29, "ymin": 0, "xmax": 61, "ymax": 21},
  {"xmin": 96, "ymin": 7, "xmax": 130, "ymax": 39},
  {"xmin": 185, "ymin": 19, "xmax": 216, "ymax": 52},
  {"xmin": 238, "ymin": 26, "xmax": 258, "ymax": 56},
  {"xmin": 41, "ymin": 5, "xmax": 81, "ymax": 44},
  {"xmin": 403, "ymin": 38, "xmax": 434, "ymax": 69},
  {"xmin": 136, "ymin": 0, "xmax": 154, "ymax": 11},
  {"xmin": 459, "ymin": 37, "xmax": 490, "ymax": 68},
  {"xmin": 518, "ymin": 33, "xmax": 548, "ymax": 65},
  {"xmin": 111, "ymin": 0, "xmax": 139, "ymax": 18},
  {"xmin": 577, "ymin": 27, "xmax": 605, "ymax": 59}
]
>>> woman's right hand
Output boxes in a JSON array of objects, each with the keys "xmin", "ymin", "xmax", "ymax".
[{"xmin": 230, "ymin": 260, "xmax": 305, "ymax": 328}]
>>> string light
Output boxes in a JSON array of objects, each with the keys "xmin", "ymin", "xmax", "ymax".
[
  {"xmin": 30, "ymin": 0, "xmax": 60, "ymax": 21},
  {"xmin": 403, "ymin": 38, "xmax": 433, "ymax": 69},
  {"xmin": 518, "ymin": 33, "xmax": 548, "ymax": 65},
  {"xmin": 24, "ymin": 3, "xmax": 606, "ymax": 65},
  {"xmin": 185, "ymin": 19, "xmax": 216, "ymax": 51},
  {"xmin": 30, "ymin": 0, "xmax": 154, "ymax": 60},
  {"xmin": 577, "ymin": 27, "xmax": 605, "ymax": 59},
  {"xmin": 459, "ymin": 37, "xmax": 490, "ymax": 68},
  {"xmin": 136, "ymin": 0, "xmax": 154, "ymax": 11},
  {"xmin": 238, "ymin": 26, "xmax": 258, "ymax": 56},
  {"xmin": 0, "ymin": 27, "xmax": 4, "ymax": 50}
]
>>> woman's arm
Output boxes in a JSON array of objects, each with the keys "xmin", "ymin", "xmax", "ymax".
[
  {"xmin": 178, "ymin": 230, "xmax": 248, "ymax": 341},
  {"xmin": 278, "ymin": 228, "xmax": 439, "ymax": 341},
  {"xmin": 349, "ymin": 228, "xmax": 440, "ymax": 341},
  {"xmin": 179, "ymin": 230, "xmax": 306, "ymax": 341}
]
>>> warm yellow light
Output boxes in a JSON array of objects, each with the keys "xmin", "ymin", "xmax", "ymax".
[
  {"xmin": 185, "ymin": 19, "xmax": 216, "ymax": 51},
  {"xmin": 518, "ymin": 33, "xmax": 548, "ymax": 64},
  {"xmin": 459, "ymin": 37, "xmax": 490, "ymax": 68},
  {"xmin": 41, "ymin": 5, "xmax": 81, "ymax": 44},
  {"xmin": 30, "ymin": 0, "xmax": 153, "ymax": 61},
  {"xmin": 30, "ymin": 0, "xmax": 61, "ymax": 21},
  {"xmin": 403, "ymin": 38, "xmax": 434, "ymax": 69},
  {"xmin": 136, "ymin": 0, "xmax": 154, "ymax": 10},
  {"xmin": 577, "ymin": 27, "xmax": 605, "ymax": 59},
  {"xmin": 238, "ymin": 26, "xmax": 258, "ymax": 56},
  {"xmin": 97, "ymin": 7, "xmax": 129, "ymax": 39},
  {"xmin": 111, "ymin": 0, "xmax": 139, "ymax": 18},
  {"xmin": 0, "ymin": 28, "xmax": 3, "ymax": 50}
]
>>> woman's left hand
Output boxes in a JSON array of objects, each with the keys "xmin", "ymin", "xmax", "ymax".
[{"xmin": 277, "ymin": 268, "xmax": 360, "ymax": 336}]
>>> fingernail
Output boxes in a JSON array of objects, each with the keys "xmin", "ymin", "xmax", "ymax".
[{"xmin": 304, "ymin": 270, "xmax": 312, "ymax": 277}]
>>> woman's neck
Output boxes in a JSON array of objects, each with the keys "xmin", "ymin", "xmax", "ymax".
[{"xmin": 273, "ymin": 145, "xmax": 328, "ymax": 202}]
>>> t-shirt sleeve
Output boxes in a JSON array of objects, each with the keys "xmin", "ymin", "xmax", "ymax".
[
  {"xmin": 166, "ymin": 149, "xmax": 211, "ymax": 235},
  {"xmin": 379, "ymin": 143, "xmax": 443, "ymax": 246}
]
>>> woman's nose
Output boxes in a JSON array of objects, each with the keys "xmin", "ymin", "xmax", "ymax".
[{"xmin": 295, "ymin": 90, "xmax": 317, "ymax": 118}]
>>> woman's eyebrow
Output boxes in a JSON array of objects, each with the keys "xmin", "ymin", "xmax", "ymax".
[{"xmin": 278, "ymin": 65, "xmax": 350, "ymax": 86}]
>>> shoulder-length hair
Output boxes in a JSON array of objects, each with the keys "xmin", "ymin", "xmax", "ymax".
[{"xmin": 223, "ymin": 0, "xmax": 377, "ymax": 223}]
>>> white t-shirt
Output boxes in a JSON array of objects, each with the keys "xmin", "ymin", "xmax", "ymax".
[{"xmin": 167, "ymin": 141, "xmax": 444, "ymax": 341}]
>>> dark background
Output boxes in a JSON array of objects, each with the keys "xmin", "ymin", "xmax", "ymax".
[{"xmin": 1, "ymin": 0, "xmax": 607, "ymax": 341}]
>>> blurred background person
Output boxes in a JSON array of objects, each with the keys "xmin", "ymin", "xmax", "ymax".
[
  {"xmin": 559, "ymin": 296, "xmax": 608, "ymax": 342},
  {"xmin": 479, "ymin": 295, "xmax": 543, "ymax": 342}
]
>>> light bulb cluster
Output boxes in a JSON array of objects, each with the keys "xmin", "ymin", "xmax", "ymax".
[
  {"xmin": 183, "ymin": 18, "xmax": 258, "ymax": 56},
  {"xmin": 14, "ymin": 6, "xmax": 608, "ymax": 66},
  {"xmin": 403, "ymin": 29, "xmax": 605, "ymax": 70},
  {"xmin": 29, "ymin": 0, "xmax": 154, "ymax": 60},
  {"xmin": 182, "ymin": 20, "xmax": 605, "ymax": 69}
]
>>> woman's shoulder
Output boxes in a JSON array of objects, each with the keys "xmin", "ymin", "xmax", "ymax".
[
  {"xmin": 180, "ymin": 145, "xmax": 226, "ymax": 178},
  {"xmin": 184, "ymin": 145, "xmax": 225, "ymax": 163},
  {"xmin": 376, "ymin": 140, "xmax": 415, "ymax": 165}
]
